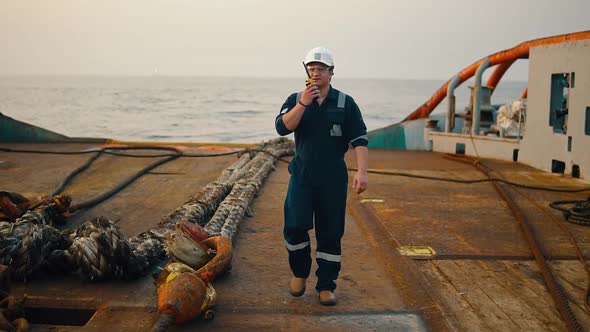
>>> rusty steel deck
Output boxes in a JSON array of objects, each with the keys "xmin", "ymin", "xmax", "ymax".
[{"xmin": 1, "ymin": 143, "xmax": 590, "ymax": 331}]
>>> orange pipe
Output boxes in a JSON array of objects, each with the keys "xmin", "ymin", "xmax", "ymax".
[
  {"xmin": 404, "ymin": 30, "xmax": 590, "ymax": 121},
  {"xmin": 486, "ymin": 59, "xmax": 516, "ymax": 91},
  {"xmin": 521, "ymin": 87, "xmax": 528, "ymax": 99}
]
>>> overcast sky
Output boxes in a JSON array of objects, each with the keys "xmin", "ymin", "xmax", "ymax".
[{"xmin": 1, "ymin": 0, "xmax": 588, "ymax": 80}]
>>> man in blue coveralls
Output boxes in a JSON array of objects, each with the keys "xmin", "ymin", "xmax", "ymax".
[{"xmin": 274, "ymin": 46, "xmax": 369, "ymax": 306}]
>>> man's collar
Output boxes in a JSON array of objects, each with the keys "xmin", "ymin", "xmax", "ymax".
[{"xmin": 326, "ymin": 85, "xmax": 338, "ymax": 101}]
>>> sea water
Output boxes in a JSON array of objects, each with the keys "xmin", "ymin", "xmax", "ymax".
[{"xmin": 0, "ymin": 76, "xmax": 527, "ymax": 143}]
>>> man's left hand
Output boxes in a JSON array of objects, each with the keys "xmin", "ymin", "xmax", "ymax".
[{"xmin": 352, "ymin": 172, "xmax": 368, "ymax": 194}]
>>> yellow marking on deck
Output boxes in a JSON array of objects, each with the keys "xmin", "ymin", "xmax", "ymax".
[{"xmin": 398, "ymin": 246, "xmax": 437, "ymax": 257}]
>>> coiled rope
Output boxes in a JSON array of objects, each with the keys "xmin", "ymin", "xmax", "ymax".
[
  {"xmin": 550, "ymin": 196, "xmax": 590, "ymax": 226},
  {"xmin": 0, "ymin": 213, "xmax": 70, "ymax": 280}
]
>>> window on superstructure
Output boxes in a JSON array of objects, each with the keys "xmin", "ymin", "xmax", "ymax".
[
  {"xmin": 572, "ymin": 165, "xmax": 580, "ymax": 178},
  {"xmin": 551, "ymin": 159, "xmax": 565, "ymax": 174},
  {"xmin": 549, "ymin": 73, "xmax": 571, "ymax": 134}
]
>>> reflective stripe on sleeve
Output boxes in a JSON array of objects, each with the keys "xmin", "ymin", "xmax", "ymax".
[
  {"xmin": 285, "ymin": 240, "xmax": 310, "ymax": 251},
  {"xmin": 350, "ymin": 134, "xmax": 368, "ymax": 144},
  {"xmin": 316, "ymin": 251, "xmax": 341, "ymax": 262}
]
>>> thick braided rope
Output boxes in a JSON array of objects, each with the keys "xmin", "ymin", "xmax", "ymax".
[
  {"xmin": 0, "ymin": 213, "xmax": 67, "ymax": 280},
  {"xmin": 68, "ymin": 217, "xmax": 132, "ymax": 281}
]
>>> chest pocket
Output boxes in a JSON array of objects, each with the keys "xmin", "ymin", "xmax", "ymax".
[
  {"xmin": 327, "ymin": 110, "xmax": 345, "ymax": 137},
  {"xmin": 327, "ymin": 91, "xmax": 347, "ymax": 137}
]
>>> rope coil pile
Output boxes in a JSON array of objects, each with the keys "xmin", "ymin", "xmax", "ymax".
[
  {"xmin": 69, "ymin": 217, "xmax": 133, "ymax": 280},
  {"xmin": 0, "ymin": 138, "xmax": 294, "ymax": 281},
  {"xmin": 550, "ymin": 196, "xmax": 590, "ymax": 226},
  {"xmin": 0, "ymin": 205, "xmax": 71, "ymax": 280}
]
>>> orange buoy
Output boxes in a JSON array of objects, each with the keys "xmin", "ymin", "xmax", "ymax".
[{"xmin": 154, "ymin": 262, "xmax": 217, "ymax": 328}]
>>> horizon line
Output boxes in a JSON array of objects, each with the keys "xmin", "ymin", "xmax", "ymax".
[{"xmin": 0, "ymin": 74, "xmax": 528, "ymax": 83}]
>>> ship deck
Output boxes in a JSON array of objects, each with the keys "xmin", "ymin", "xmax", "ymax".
[{"xmin": 1, "ymin": 142, "xmax": 590, "ymax": 331}]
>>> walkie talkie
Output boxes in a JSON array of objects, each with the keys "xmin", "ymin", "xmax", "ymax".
[{"xmin": 303, "ymin": 62, "xmax": 313, "ymax": 87}]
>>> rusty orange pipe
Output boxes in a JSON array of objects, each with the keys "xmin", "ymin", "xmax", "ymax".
[
  {"xmin": 404, "ymin": 30, "xmax": 590, "ymax": 121},
  {"xmin": 486, "ymin": 59, "xmax": 516, "ymax": 91}
]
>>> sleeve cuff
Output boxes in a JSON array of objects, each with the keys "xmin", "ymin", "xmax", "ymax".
[
  {"xmin": 350, "ymin": 134, "xmax": 368, "ymax": 147},
  {"xmin": 275, "ymin": 115, "xmax": 293, "ymax": 136}
]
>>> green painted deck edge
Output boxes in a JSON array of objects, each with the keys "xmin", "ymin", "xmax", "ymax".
[
  {"xmin": 368, "ymin": 123, "xmax": 407, "ymax": 150},
  {"xmin": 1, "ymin": 113, "xmax": 70, "ymax": 142}
]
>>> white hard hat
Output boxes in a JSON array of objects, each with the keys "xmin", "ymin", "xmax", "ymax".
[{"xmin": 304, "ymin": 46, "xmax": 334, "ymax": 67}]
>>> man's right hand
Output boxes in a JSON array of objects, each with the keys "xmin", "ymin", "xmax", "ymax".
[{"xmin": 300, "ymin": 83, "xmax": 320, "ymax": 106}]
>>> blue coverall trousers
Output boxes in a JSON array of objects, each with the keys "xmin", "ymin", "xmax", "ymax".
[{"xmin": 283, "ymin": 170, "xmax": 348, "ymax": 292}]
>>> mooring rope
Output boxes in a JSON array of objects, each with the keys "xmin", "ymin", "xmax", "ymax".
[{"xmin": 0, "ymin": 138, "xmax": 294, "ymax": 281}]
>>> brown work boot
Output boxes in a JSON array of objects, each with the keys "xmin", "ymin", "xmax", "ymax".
[
  {"xmin": 289, "ymin": 278, "xmax": 306, "ymax": 297},
  {"xmin": 319, "ymin": 290, "xmax": 337, "ymax": 306}
]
